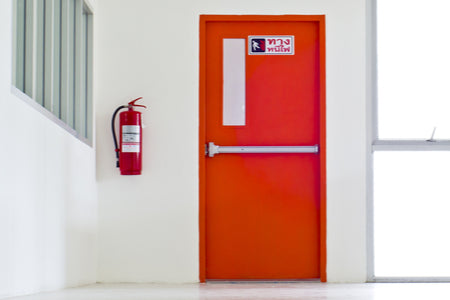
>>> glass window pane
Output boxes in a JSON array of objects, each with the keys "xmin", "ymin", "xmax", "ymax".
[
  {"xmin": 44, "ymin": 0, "xmax": 54, "ymax": 111},
  {"xmin": 60, "ymin": 0, "xmax": 75, "ymax": 127},
  {"xmin": 52, "ymin": 0, "xmax": 62, "ymax": 117},
  {"xmin": 74, "ymin": 0, "xmax": 85, "ymax": 135},
  {"xmin": 35, "ymin": 0, "xmax": 45, "ymax": 106},
  {"xmin": 14, "ymin": 0, "xmax": 26, "ymax": 91},
  {"xmin": 24, "ymin": 0, "xmax": 34, "ymax": 97},
  {"xmin": 12, "ymin": 0, "xmax": 92, "ymax": 144},
  {"xmin": 223, "ymin": 39, "xmax": 246, "ymax": 126},
  {"xmin": 378, "ymin": 0, "xmax": 450, "ymax": 139},
  {"xmin": 374, "ymin": 151, "xmax": 450, "ymax": 277},
  {"xmin": 82, "ymin": 10, "xmax": 88, "ymax": 138},
  {"xmin": 85, "ymin": 8, "xmax": 93, "ymax": 142}
]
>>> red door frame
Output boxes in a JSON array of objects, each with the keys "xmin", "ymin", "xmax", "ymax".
[{"xmin": 199, "ymin": 15, "xmax": 327, "ymax": 282}]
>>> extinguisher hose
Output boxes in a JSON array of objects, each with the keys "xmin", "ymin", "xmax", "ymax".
[{"xmin": 111, "ymin": 105, "xmax": 127, "ymax": 168}]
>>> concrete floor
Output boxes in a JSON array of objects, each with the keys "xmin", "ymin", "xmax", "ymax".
[{"xmin": 8, "ymin": 283, "xmax": 450, "ymax": 300}]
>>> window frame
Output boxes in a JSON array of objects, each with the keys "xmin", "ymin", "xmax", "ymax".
[
  {"xmin": 368, "ymin": 0, "xmax": 450, "ymax": 282},
  {"xmin": 12, "ymin": 0, "xmax": 94, "ymax": 146}
]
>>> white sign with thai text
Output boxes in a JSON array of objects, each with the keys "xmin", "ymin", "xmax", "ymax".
[{"xmin": 248, "ymin": 36, "xmax": 294, "ymax": 55}]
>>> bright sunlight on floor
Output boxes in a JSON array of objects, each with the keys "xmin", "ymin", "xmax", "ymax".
[{"xmin": 7, "ymin": 282, "xmax": 450, "ymax": 300}]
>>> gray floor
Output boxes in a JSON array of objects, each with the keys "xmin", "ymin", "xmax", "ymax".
[{"xmin": 8, "ymin": 283, "xmax": 450, "ymax": 300}]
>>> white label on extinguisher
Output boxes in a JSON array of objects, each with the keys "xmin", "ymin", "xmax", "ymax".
[
  {"xmin": 122, "ymin": 144, "xmax": 140, "ymax": 153},
  {"xmin": 122, "ymin": 125, "xmax": 140, "ymax": 153}
]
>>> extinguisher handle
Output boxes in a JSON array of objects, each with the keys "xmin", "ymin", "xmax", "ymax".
[{"xmin": 128, "ymin": 97, "xmax": 146, "ymax": 109}]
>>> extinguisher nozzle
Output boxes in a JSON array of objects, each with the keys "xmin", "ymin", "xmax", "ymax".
[{"xmin": 116, "ymin": 161, "xmax": 120, "ymax": 168}]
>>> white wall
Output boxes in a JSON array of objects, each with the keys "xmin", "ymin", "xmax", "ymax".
[
  {"xmin": 0, "ymin": 0, "xmax": 98, "ymax": 298},
  {"xmin": 96, "ymin": 0, "xmax": 368, "ymax": 282}
]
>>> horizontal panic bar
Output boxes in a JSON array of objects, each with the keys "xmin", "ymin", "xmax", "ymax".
[
  {"xmin": 208, "ymin": 142, "xmax": 318, "ymax": 157},
  {"xmin": 219, "ymin": 146, "xmax": 319, "ymax": 153}
]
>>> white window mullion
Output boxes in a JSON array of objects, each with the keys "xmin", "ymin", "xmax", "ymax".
[{"xmin": 373, "ymin": 140, "xmax": 450, "ymax": 152}]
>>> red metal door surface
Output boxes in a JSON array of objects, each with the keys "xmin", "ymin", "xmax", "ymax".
[{"xmin": 200, "ymin": 15, "xmax": 326, "ymax": 281}]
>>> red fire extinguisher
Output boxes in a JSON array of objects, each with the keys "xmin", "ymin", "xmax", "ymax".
[{"xmin": 111, "ymin": 97, "xmax": 146, "ymax": 175}]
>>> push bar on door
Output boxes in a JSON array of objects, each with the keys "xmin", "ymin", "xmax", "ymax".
[{"xmin": 207, "ymin": 142, "xmax": 319, "ymax": 157}]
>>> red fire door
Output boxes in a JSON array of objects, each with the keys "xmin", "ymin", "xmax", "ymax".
[{"xmin": 199, "ymin": 15, "xmax": 326, "ymax": 281}]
